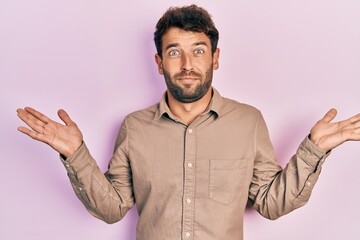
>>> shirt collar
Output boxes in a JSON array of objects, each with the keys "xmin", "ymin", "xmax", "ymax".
[{"xmin": 153, "ymin": 87, "xmax": 223, "ymax": 121}]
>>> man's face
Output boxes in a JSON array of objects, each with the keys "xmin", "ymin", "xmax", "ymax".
[{"xmin": 155, "ymin": 28, "xmax": 219, "ymax": 103}]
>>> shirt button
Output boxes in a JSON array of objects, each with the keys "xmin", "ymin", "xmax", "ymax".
[
  {"xmin": 65, "ymin": 164, "xmax": 70, "ymax": 168},
  {"xmin": 306, "ymin": 181, "xmax": 311, "ymax": 186},
  {"xmin": 186, "ymin": 198, "xmax": 192, "ymax": 204},
  {"xmin": 188, "ymin": 128, "xmax": 193, "ymax": 134},
  {"xmin": 185, "ymin": 232, "xmax": 191, "ymax": 238},
  {"xmin": 187, "ymin": 162, "xmax": 193, "ymax": 168},
  {"xmin": 320, "ymin": 158, "xmax": 325, "ymax": 163},
  {"xmin": 79, "ymin": 187, "xmax": 83, "ymax": 191}
]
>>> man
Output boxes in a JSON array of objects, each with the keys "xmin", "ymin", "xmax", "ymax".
[{"xmin": 17, "ymin": 5, "xmax": 360, "ymax": 240}]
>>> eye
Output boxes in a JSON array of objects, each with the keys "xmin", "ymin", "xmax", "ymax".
[
  {"xmin": 194, "ymin": 49, "xmax": 205, "ymax": 54},
  {"xmin": 169, "ymin": 50, "xmax": 180, "ymax": 56}
]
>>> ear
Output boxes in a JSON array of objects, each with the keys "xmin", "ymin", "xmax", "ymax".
[
  {"xmin": 155, "ymin": 54, "xmax": 164, "ymax": 75},
  {"xmin": 212, "ymin": 48, "xmax": 220, "ymax": 70}
]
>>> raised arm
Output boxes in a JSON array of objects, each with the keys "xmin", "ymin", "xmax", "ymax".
[
  {"xmin": 249, "ymin": 108, "xmax": 360, "ymax": 220},
  {"xmin": 16, "ymin": 107, "xmax": 135, "ymax": 223},
  {"xmin": 17, "ymin": 107, "xmax": 83, "ymax": 158}
]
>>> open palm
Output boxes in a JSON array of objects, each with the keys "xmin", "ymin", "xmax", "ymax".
[
  {"xmin": 17, "ymin": 107, "xmax": 83, "ymax": 158},
  {"xmin": 310, "ymin": 109, "xmax": 360, "ymax": 152}
]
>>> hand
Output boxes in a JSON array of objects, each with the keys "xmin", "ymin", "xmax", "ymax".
[
  {"xmin": 310, "ymin": 108, "xmax": 360, "ymax": 152},
  {"xmin": 17, "ymin": 107, "xmax": 83, "ymax": 158}
]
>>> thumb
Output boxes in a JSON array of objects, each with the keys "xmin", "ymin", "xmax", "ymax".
[
  {"xmin": 58, "ymin": 109, "xmax": 75, "ymax": 126},
  {"xmin": 321, "ymin": 108, "xmax": 337, "ymax": 123}
]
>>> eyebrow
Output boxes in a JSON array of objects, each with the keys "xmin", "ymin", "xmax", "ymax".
[
  {"xmin": 165, "ymin": 43, "xmax": 179, "ymax": 50},
  {"xmin": 193, "ymin": 41, "xmax": 208, "ymax": 47},
  {"xmin": 165, "ymin": 41, "xmax": 209, "ymax": 51}
]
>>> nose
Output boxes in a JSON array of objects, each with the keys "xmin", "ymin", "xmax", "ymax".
[{"xmin": 181, "ymin": 53, "xmax": 193, "ymax": 72}]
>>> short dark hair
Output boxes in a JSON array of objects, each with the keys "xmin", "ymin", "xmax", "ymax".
[{"xmin": 154, "ymin": 5, "xmax": 219, "ymax": 58}]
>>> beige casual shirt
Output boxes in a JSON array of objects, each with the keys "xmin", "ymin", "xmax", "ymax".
[{"xmin": 61, "ymin": 88, "xmax": 329, "ymax": 240}]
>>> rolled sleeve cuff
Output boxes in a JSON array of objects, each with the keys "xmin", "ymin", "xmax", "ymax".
[
  {"xmin": 60, "ymin": 142, "xmax": 93, "ymax": 174},
  {"xmin": 298, "ymin": 135, "xmax": 331, "ymax": 170}
]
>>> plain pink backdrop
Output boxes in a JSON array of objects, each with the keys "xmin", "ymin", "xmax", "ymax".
[{"xmin": 1, "ymin": 0, "xmax": 360, "ymax": 239}]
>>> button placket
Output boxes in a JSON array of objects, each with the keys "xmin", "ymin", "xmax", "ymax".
[{"xmin": 182, "ymin": 126, "xmax": 196, "ymax": 239}]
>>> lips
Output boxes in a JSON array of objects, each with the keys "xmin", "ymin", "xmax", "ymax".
[
  {"xmin": 177, "ymin": 77, "xmax": 198, "ymax": 80},
  {"xmin": 175, "ymin": 71, "xmax": 202, "ymax": 80}
]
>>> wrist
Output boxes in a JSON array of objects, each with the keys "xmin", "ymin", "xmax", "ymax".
[{"xmin": 62, "ymin": 141, "xmax": 83, "ymax": 159}]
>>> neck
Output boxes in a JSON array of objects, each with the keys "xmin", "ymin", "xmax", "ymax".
[{"xmin": 167, "ymin": 88, "xmax": 213, "ymax": 125}]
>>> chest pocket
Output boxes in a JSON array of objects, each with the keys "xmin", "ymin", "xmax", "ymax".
[{"xmin": 209, "ymin": 159, "xmax": 248, "ymax": 205}]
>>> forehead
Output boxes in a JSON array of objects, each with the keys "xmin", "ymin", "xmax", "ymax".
[{"xmin": 162, "ymin": 27, "xmax": 211, "ymax": 48}]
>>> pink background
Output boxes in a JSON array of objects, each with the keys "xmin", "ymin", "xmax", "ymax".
[{"xmin": 1, "ymin": 0, "xmax": 360, "ymax": 239}]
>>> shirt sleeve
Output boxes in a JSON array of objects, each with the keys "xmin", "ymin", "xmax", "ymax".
[
  {"xmin": 60, "ymin": 118, "xmax": 135, "ymax": 224},
  {"xmin": 248, "ymin": 112, "xmax": 330, "ymax": 220}
]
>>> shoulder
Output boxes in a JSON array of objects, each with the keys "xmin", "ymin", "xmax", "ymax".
[
  {"xmin": 123, "ymin": 102, "xmax": 159, "ymax": 125},
  {"xmin": 220, "ymin": 96, "xmax": 261, "ymax": 118},
  {"xmin": 113, "ymin": 103, "xmax": 159, "ymax": 150}
]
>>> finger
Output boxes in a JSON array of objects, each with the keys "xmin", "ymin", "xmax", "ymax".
[
  {"xmin": 321, "ymin": 108, "xmax": 337, "ymax": 123},
  {"xmin": 348, "ymin": 113, "xmax": 360, "ymax": 124},
  {"xmin": 17, "ymin": 108, "xmax": 43, "ymax": 125},
  {"xmin": 18, "ymin": 126, "xmax": 48, "ymax": 142},
  {"xmin": 58, "ymin": 109, "xmax": 75, "ymax": 126},
  {"xmin": 343, "ymin": 121, "xmax": 360, "ymax": 137},
  {"xmin": 17, "ymin": 109, "xmax": 45, "ymax": 133},
  {"xmin": 337, "ymin": 112, "xmax": 360, "ymax": 128},
  {"xmin": 24, "ymin": 107, "xmax": 51, "ymax": 124}
]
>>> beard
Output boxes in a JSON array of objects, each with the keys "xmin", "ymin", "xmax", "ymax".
[{"xmin": 163, "ymin": 65, "xmax": 213, "ymax": 103}]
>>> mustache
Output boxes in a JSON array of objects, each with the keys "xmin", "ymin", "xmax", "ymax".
[{"xmin": 174, "ymin": 71, "xmax": 202, "ymax": 79}]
